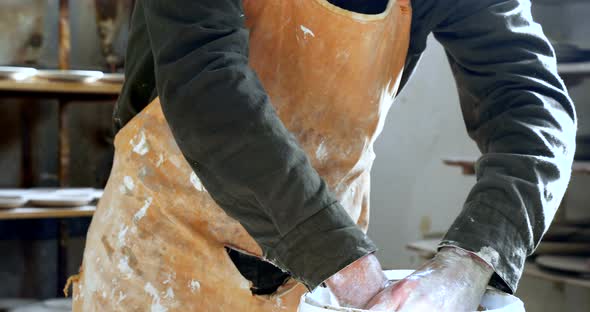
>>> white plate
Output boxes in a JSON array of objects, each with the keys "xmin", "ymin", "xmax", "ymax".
[
  {"xmin": 54, "ymin": 187, "xmax": 95, "ymax": 195},
  {"xmin": 0, "ymin": 189, "xmax": 35, "ymax": 197},
  {"xmin": 12, "ymin": 298, "xmax": 71, "ymax": 312},
  {"xmin": 35, "ymin": 70, "xmax": 104, "ymax": 83},
  {"xmin": 0, "ymin": 188, "xmax": 100, "ymax": 207},
  {"xmin": 52, "ymin": 188, "xmax": 103, "ymax": 199},
  {"xmin": 99, "ymin": 73, "xmax": 124, "ymax": 83},
  {"xmin": 42, "ymin": 298, "xmax": 72, "ymax": 310},
  {"xmin": 92, "ymin": 189, "xmax": 104, "ymax": 199},
  {"xmin": 28, "ymin": 194, "xmax": 94, "ymax": 207},
  {"xmin": 0, "ymin": 66, "xmax": 37, "ymax": 80},
  {"xmin": 0, "ymin": 196, "xmax": 27, "ymax": 209},
  {"xmin": 0, "ymin": 196, "xmax": 27, "ymax": 208}
]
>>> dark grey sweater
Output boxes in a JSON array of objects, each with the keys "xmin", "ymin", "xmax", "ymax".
[{"xmin": 113, "ymin": 0, "xmax": 577, "ymax": 294}]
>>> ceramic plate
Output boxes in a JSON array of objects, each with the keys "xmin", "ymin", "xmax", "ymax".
[
  {"xmin": 42, "ymin": 298, "xmax": 72, "ymax": 310},
  {"xmin": 0, "ymin": 66, "xmax": 37, "ymax": 80},
  {"xmin": 28, "ymin": 187, "xmax": 94, "ymax": 196},
  {"xmin": 0, "ymin": 188, "xmax": 99, "ymax": 207},
  {"xmin": 12, "ymin": 299, "xmax": 71, "ymax": 312},
  {"xmin": 0, "ymin": 189, "xmax": 34, "ymax": 196},
  {"xmin": 99, "ymin": 73, "xmax": 124, "ymax": 83},
  {"xmin": 28, "ymin": 193, "xmax": 94, "ymax": 207},
  {"xmin": 0, "ymin": 196, "xmax": 27, "ymax": 209},
  {"xmin": 35, "ymin": 69, "xmax": 104, "ymax": 83},
  {"xmin": 53, "ymin": 187, "xmax": 95, "ymax": 195},
  {"xmin": 92, "ymin": 189, "xmax": 104, "ymax": 200}
]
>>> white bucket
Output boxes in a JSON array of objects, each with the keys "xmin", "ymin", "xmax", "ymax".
[{"xmin": 298, "ymin": 270, "xmax": 525, "ymax": 312}]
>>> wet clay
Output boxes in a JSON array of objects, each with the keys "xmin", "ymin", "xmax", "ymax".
[{"xmin": 74, "ymin": 0, "xmax": 411, "ymax": 311}]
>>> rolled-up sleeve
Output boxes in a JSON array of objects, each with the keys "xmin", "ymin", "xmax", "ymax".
[
  {"xmin": 138, "ymin": 0, "xmax": 376, "ymax": 290},
  {"xmin": 431, "ymin": 0, "xmax": 577, "ymax": 293}
]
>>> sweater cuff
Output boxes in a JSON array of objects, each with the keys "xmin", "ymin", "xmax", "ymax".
[
  {"xmin": 265, "ymin": 202, "xmax": 377, "ymax": 291},
  {"xmin": 439, "ymin": 201, "xmax": 528, "ymax": 294}
]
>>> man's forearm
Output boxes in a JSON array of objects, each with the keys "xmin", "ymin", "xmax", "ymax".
[{"xmin": 431, "ymin": 0, "xmax": 576, "ymax": 293}]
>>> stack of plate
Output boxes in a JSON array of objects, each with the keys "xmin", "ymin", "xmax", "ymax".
[
  {"xmin": 9, "ymin": 298, "xmax": 71, "ymax": 312},
  {"xmin": 0, "ymin": 298, "xmax": 38, "ymax": 312},
  {"xmin": 0, "ymin": 66, "xmax": 124, "ymax": 84},
  {"xmin": 35, "ymin": 70, "xmax": 104, "ymax": 83},
  {"xmin": 0, "ymin": 188, "xmax": 102, "ymax": 209},
  {"xmin": 99, "ymin": 73, "xmax": 124, "ymax": 84},
  {"xmin": 536, "ymin": 255, "xmax": 590, "ymax": 277},
  {"xmin": 535, "ymin": 220, "xmax": 590, "ymax": 278},
  {"xmin": 0, "ymin": 66, "xmax": 37, "ymax": 81},
  {"xmin": 0, "ymin": 189, "xmax": 31, "ymax": 209}
]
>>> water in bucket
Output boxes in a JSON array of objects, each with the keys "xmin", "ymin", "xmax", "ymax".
[{"xmin": 298, "ymin": 270, "xmax": 525, "ymax": 312}]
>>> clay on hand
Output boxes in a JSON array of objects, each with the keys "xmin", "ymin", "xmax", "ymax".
[
  {"xmin": 366, "ymin": 247, "xmax": 494, "ymax": 311},
  {"xmin": 325, "ymin": 253, "xmax": 389, "ymax": 308}
]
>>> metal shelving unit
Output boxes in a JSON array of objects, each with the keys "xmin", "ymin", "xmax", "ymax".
[{"xmin": 0, "ymin": 77, "xmax": 121, "ymax": 297}]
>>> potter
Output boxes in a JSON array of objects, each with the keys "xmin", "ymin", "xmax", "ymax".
[{"xmin": 74, "ymin": 0, "xmax": 575, "ymax": 311}]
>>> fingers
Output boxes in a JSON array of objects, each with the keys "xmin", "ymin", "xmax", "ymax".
[
  {"xmin": 325, "ymin": 254, "xmax": 388, "ymax": 308},
  {"xmin": 366, "ymin": 278, "xmax": 419, "ymax": 310}
]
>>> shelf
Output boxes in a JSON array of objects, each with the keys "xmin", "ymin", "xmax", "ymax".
[
  {"xmin": 0, "ymin": 78, "xmax": 121, "ymax": 95},
  {"xmin": 443, "ymin": 157, "xmax": 590, "ymax": 176},
  {"xmin": 558, "ymin": 62, "xmax": 590, "ymax": 75},
  {"xmin": 0, "ymin": 205, "xmax": 95, "ymax": 220},
  {"xmin": 524, "ymin": 262, "xmax": 590, "ymax": 289}
]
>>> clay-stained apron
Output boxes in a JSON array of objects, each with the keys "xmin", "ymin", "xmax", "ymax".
[{"xmin": 73, "ymin": 0, "xmax": 411, "ymax": 311}]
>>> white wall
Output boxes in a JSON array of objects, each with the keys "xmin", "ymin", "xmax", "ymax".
[{"xmin": 368, "ymin": 35, "xmax": 479, "ymax": 269}]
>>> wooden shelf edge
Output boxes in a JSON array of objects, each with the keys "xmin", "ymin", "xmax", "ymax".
[
  {"xmin": 0, "ymin": 205, "xmax": 96, "ymax": 220},
  {"xmin": 0, "ymin": 79, "xmax": 121, "ymax": 95}
]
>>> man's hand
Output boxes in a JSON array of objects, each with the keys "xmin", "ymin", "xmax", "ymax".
[
  {"xmin": 325, "ymin": 253, "xmax": 388, "ymax": 308},
  {"xmin": 366, "ymin": 247, "xmax": 494, "ymax": 311}
]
